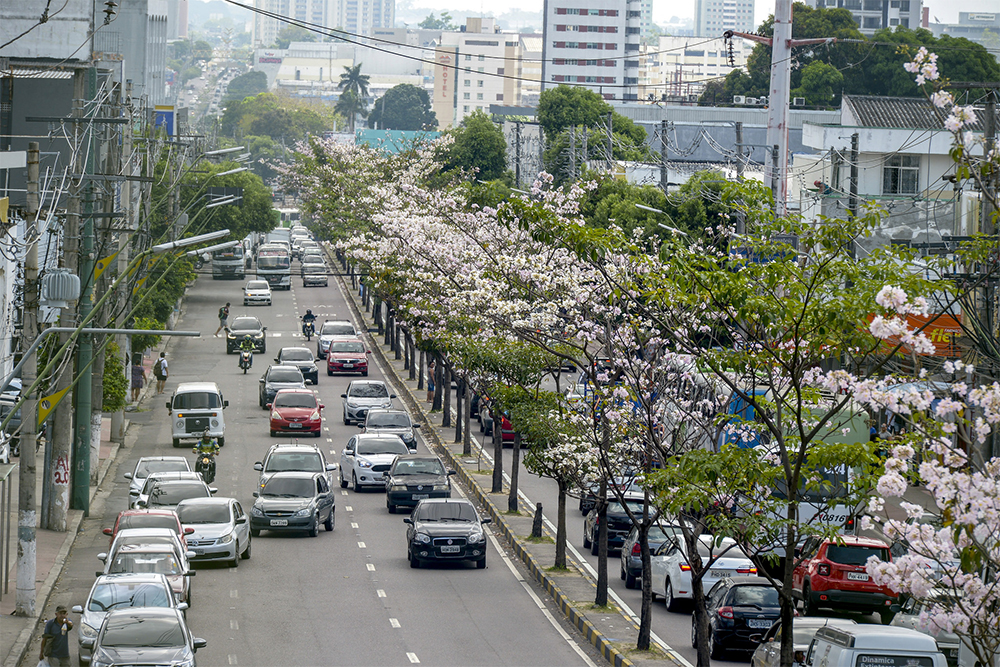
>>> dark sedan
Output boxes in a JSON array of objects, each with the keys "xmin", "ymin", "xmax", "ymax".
[
  {"xmin": 249, "ymin": 471, "xmax": 335, "ymax": 537},
  {"xmin": 82, "ymin": 608, "xmax": 206, "ymax": 667},
  {"xmin": 583, "ymin": 497, "xmax": 644, "ymax": 555},
  {"xmin": 385, "ymin": 455, "xmax": 455, "ymax": 513},
  {"xmin": 274, "ymin": 347, "xmax": 319, "ymax": 385},
  {"xmin": 697, "ymin": 576, "xmax": 781, "ymax": 659},
  {"xmin": 226, "ymin": 316, "xmax": 266, "ymax": 354},
  {"xmin": 404, "ymin": 498, "xmax": 491, "ymax": 569},
  {"xmin": 258, "ymin": 365, "xmax": 306, "ymax": 408}
]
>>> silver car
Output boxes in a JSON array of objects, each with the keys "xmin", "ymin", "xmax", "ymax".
[
  {"xmin": 361, "ymin": 409, "xmax": 419, "ymax": 448},
  {"xmin": 124, "ymin": 457, "xmax": 191, "ymax": 505},
  {"xmin": 890, "ymin": 593, "xmax": 961, "ymax": 666},
  {"xmin": 175, "ymin": 497, "xmax": 252, "ymax": 567},
  {"xmin": 341, "ymin": 380, "xmax": 395, "ymax": 425},
  {"xmin": 131, "ymin": 471, "xmax": 202, "ymax": 510},
  {"xmin": 72, "ymin": 573, "xmax": 186, "ymax": 665},
  {"xmin": 316, "ymin": 320, "xmax": 358, "ymax": 359},
  {"xmin": 340, "ymin": 433, "xmax": 413, "ymax": 491}
]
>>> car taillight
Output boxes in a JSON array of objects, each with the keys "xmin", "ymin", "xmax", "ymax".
[
  {"xmin": 631, "ymin": 543, "xmax": 641, "ymax": 556},
  {"xmin": 717, "ymin": 606, "xmax": 734, "ymax": 619},
  {"xmin": 818, "ymin": 563, "xmax": 831, "ymax": 576},
  {"xmin": 679, "ymin": 563, "xmax": 691, "ymax": 572},
  {"xmin": 844, "ymin": 515, "xmax": 856, "ymax": 532},
  {"xmin": 736, "ymin": 567, "xmax": 757, "ymax": 574}
]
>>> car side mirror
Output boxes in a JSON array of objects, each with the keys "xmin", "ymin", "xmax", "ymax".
[
  {"xmin": 223, "ymin": 400, "xmax": 229, "ymax": 408},
  {"xmin": 95, "ymin": 571, "xmax": 103, "ymax": 577},
  {"xmin": 177, "ymin": 602, "xmax": 189, "ymax": 611},
  {"xmin": 184, "ymin": 527, "xmax": 195, "ymax": 534},
  {"xmin": 265, "ymin": 403, "xmax": 272, "ymax": 409},
  {"xmin": 103, "ymin": 528, "xmax": 113, "ymax": 536},
  {"xmin": 319, "ymin": 404, "xmax": 325, "ymax": 410},
  {"xmin": 390, "ymin": 394, "xmax": 397, "ymax": 399},
  {"xmin": 252, "ymin": 492, "xmax": 259, "ymax": 498},
  {"xmin": 165, "ymin": 401, "xmax": 172, "ymax": 411},
  {"xmin": 97, "ymin": 552, "xmax": 108, "ymax": 562},
  {"xmin": 413, "ymin": 423, "xmax": 421, "ymax": 429},
  {"xmin": 193, "ymin": 638, "xmax": 207, "ymax": 651},
  {"xmin": 340, "ymin": 393, "xmax": 347, "ymax": 398},
  {"xmin": 408, "ymin": 448, "xmax": 417, "ymax": 454},
  {"xmin": 447, "ymin": 469, "xmax": 456, "ymax": 476},
  {"xmin": 124, "ymin": 472, "xmax": 133, "ymax": 479},
  {"xmin": 209, "ymin": 487, "xmax": 218, "ymax": 494},
  {"xmin": 259, "ymin": 378, "xmax": 265, "ymax": 383},
  {"xmin": 81, "ymin": 638, "xmax": 96, "ymax": 649},
  {"xmin": 403, "ymin": 517, "xmax": 413, "ymax": 524},
  {"xmin": 481, "ymin": 517, "xmax": 492, "ymax": 524},
  {"xmin": 236, "ymin": 516, "xmax": 247, "ymax": 524},
  {"xmin": 136, "ymin": 500, "xmax": 147, "ymax": 508},
  {"xmin": 326, "ymin": 463, "xmax": 337, "ymax": 471},
  {"xmin": 253, "ymin": 462, "xmax": 263, "ymax": 471},
  {"xmin": 262, "ymin": 327, "xmax": 268, "ymax": 331},
  {"xmin": 71, "ymin": 604, "xmax": 84, "ymax": 614},
  {"xmin": 366, "ymin": 350, "xmax": 372, "ymax": 355},
  {"xmin": 358, "ymin": 423, "xmax": 365, "ymax": 429},
  {"xmin": 890, "ymin": 604, "xmax": 901, "ymax": 613},
  {"xmin": 274, "ymin": 358, "xmax": 280, "ymax": 363},
  {"xmin": 185, "ymin": 570, "xmax": 197, "ymax": 577}
]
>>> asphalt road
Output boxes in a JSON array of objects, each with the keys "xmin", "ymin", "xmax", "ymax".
[{"xmin": 44, "ymin": 260, "xmax": 602, "ymax": 667}]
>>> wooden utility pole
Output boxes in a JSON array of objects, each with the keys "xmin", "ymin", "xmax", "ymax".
[{"xmin": 659, "ymin": 120, "xmax": 668, "ymax": 192}]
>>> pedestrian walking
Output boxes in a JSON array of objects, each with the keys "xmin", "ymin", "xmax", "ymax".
[
  {"xmin": 130, "ymin": 358, "xmax": 147, "ymax": 403},
  {"xmin": 426, "ymin": 359, "xmax": 436, "ymax": 403},
  {"xmin": 39, "ymin": 604, "xmax": 74, "ymax": 667},
  {"xmin": 214, "ymin": 302, "xmax": 231, "ymax": 337},
  {"xmin": 153, "ymin": 352, "xmax": 169, "ymax": 394}
]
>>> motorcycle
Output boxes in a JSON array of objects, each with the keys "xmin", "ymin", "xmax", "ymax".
[
  {"xmin": 302, "ymin": 321, "xmax": 315, "ymax": 341},
  {"xmin": 239, "ymin": 349, "xmax": 253, "ymax": 373},
  {"xmin": 194, "ymin": 451, "xmax": 216, "ymax": 484}
]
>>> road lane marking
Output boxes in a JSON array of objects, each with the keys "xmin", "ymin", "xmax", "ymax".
[
  {"xmin": 377, "ymin": 589, "xmax": 386, "ymax": 598},
  {"xmin": 407, "ymin": 653, "xmax": 419, "ymax": 663},
  {"xmin": 367, "ymin": 564, "xmax": 376, "ymax": 571},
  {"xmin": 228, "ymin": 655, "xmax": 238, "ymax": 665},
  {"xmin": 230, "ymin": 620, "xmax": 239, "ymax": 630},
  {"xmin": 272, "ymin": 332, "xmax": 281, "ymax": 337},
  {"xmin": 358, "ymin": 541, "xmax": 366, "ymax": 548},
  {"xmin": 342, "ymin": 490, "xmax": 349, "ymax": 496},
  {"xmin": 345, "ymin": 506, "xmax": 353, "ymax": 511},
  {"xmin": 230, "ymin": 590, "xmax": 238, "ymax": 598},
  {"xmin": 389, "ymin": 618, "xmax": 401, "ymax": 628},
  {"xmin": 351, "ymin": 522, "xmax": 358, "ymax": 528}
]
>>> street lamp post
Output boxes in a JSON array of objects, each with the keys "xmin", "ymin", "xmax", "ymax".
[{"xmin": 635, "ymin": 204, "xmax": 688, "ymax": 237}]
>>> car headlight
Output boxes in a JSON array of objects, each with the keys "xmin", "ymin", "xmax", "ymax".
[
  {"xmin": 391, "ymin": 483, "xmax": 407, "ymax": 491},
  {"xmin": 211, "ymin": 419, "xmax": 219, "ymax": 427},
  {"xmin": 469, "ymin": 531, "xmax": 486, "ymax": 543},
  {"xmin": 432, "ymin": 484, "xmax": 449, "ymax": 492},
  {"xmin": 270, "ymin": 411, "xmax": 279, "ymax": 420},
  {"xmin": 381, "ymin": 401, "xmax": 391, "ymax": 408},
  {"xmin": 346, "ymin": 400, "xmax": 358, "ymax": 407},
  {"xmin": 401, "ymin": 433, "xmax": 414, "ymax": 442},
  {"xmin": 176, "ymin": 420, "xmax": 184, "ymax": 429},
  {"xmin": 310, "ymin": 411, "xmax": 320, "ymax": 421},
  {"xmin": 357, "ymin": 458, "xmax": 373, "ymax": 469},
  {"xmin": 80, "ymin": 622, "xmax": 99, "ymax": 638},
  {"xmin": 414, "ymin": 532, "xmax": 431, "ymax": 544},
  {"xmin": 293, "ymin": 506, "xmax": 313, "ymax": 517},
  {"xmin": 218, "ymin": 532, "xmax": 235, "ymax": 544},
  {"xmin": 250, "ymin": 506, "xmax": 263, "ymax": 516},
  {"xmin": 93, "ymin": 660, "xmax": 113, "ymax": 667}
]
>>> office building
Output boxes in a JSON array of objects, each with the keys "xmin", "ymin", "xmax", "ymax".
[
  {"xmin": 332, "ymin": 0, "xmax": 394, "ymax": 37},
  {"xmin": 802, "ymin": 0, "xmax": 922, "ymax": 35},
  {"xmin": 931, "ymin": 12, "xmax": 1000, "ymax": 60},
  {"xmin": 695, "ymin": 0, "xmax": 756, "ymax": 37},
  {"xmin": 638, "ymin": 35, "xmax": 749, "ymax": 101},
  {"xmin": 253, "ymin": 0, "xmax": 341, "ymax": 47}
]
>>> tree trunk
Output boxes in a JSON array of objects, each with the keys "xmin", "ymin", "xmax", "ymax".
[
  {"xmin": 491, "ymin": 419, "xmax": 504, "ymax": 494},
  {"xmin": 454, "ymin": 378, "xmax": 463, "ymax": 443},
  {"xmin": 407, "ymin": 335, "xmax": 416, "ymax": 381},
  {"xmin": 555, "ymin": 480, "xmax": 567, "ymax": 569},
  {"xmin": 508, "ymin": 432, "xmax": 521, "ymax": 513},
  {"xmin": 595, "ymin": 494, "xmax": 608, "ymax": 607},
  {"xmin": 462, "ymin": 380, "xmax": 472, "ymax": 456},
  {"xmin": 403, "ymin": 329, "xmax": 410, "ymax": 370},
  {"xmin": 432, "ymin": 359, "xmax": 443, "ymax": 411},
  {"xmin": 637, "ymin": 523, "xmax": 652, "ymax": 650},
  {"xmin": 394, "ymin": 322, "xmax": 402, "ymax": 360},
  {"xmin": 442, "ymin": 364, "xmax": 451, "ymax": 427},
  {"xmin": 417, "ymin": 350, "xmax": 425, "ymax": 390}
]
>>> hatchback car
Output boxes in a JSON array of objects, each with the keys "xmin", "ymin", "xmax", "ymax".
[
  {"xmin": 404, "ymin": 498, "xmax": 492, "ymax": 569},
  {"xmin": 696, "ymin": 577, "xmax": 782, "ymax": 659},
  {"xmin": 268, "ymin": 388, "xmax": 324, "ymax": 437},
  {"xmin": 326, "ymin": 339, "xmax": 370, "ymax": 376},
  {"xmin": 131, "ymin": 471, "xmax": 204, "ymax": 510},
  {"xmin": 384, "ymin": 455, "xmax": 454, "ymax": 513},
  {"xmin": 362, "ymin": 409, "xmax": 419, "ymax": 448},
  {"xmin": 340, "ymin": 433, "xmax": 413, "ymax": 491},
  {"xmin": 258, "ymin": 364, "xmax": 306, "ymax": 408},
  {"xmin": 73, "ymin": 575, "xmax": 189, "ymax": 665},
  {"xmin": 652, "ymin": 535, "xmax": 758, "ymax": 611},
  {"xmin": 254, "ymin": 443, "xmax": 336, "ymax": 488},
  {"xmin": 226, "ymin": 316, "xmax": 266, "ymax": 354},
  {"xmin": 81, "ymin": 608, "xmax": 206, "ymax": 667},
  {"xmin": 317, "ymin": 320, "xmax": 359, "ymax": 359},
  {"xmin": 243, "ymin": 279, "xmax": 272, "ymax": 306},
  {"xmin": 620, "ymin": 523, "xmax": 682, "ymax": 589},
  {"xmin": 249, "ymin": 471, "xmax": 335, "ymax": 537},
  {"xmin": 105, "ymin": 528, "xmax": 187, "ymax": 565},
  {"xmin": 302, "ymin": 264, "xmax": 328, "ymax": 287},
  {"xmin": 123, "ymin": 456, "xmax": 190, "ymax": 499},
  {"xmin": 103, "ymin": 510, "xmax": 193, "ymax": 549},
  {"xmin": 341, "ymin": 380, "xmax": 395, "ymax": 425},
  {"xmin": 98, "ymin": 543, "xmax": 196, "ymax": 605},
  {"xmin": 141, "ymin": 479, "xmax": 216, "ymax": 511},
  {"xmin": 274, "ymin": 347, "xmax": 319, "ymax": 384},
  {"xmin": 176, "ymin": 497, "xmax": 252, "ymax": 567}
]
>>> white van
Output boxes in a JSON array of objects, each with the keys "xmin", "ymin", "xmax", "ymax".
[
  {"xmin": 807, "ymin": 625, "xmax": 948, "ymax": 667},
  {"xmin": 166, "ymin": 382, "xmax": 229, "ymax": 447}
]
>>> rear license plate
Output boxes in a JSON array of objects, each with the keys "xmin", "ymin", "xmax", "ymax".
[
  {"xmin": 847, "ymin": 572, "xmax": 869, "ymax": 581},
  {"xmin": 270, "ymin": 519, "xmax": 288, "ymax": 526},
  {"xmin": 747, "ymin": 619, "xmax": 772, "ymax": 629},
  {"xmin": 412, "ymin": 494, "xmax": 429, "ymax": 500},
  {"xmin": 439, "ymin": 545, "xmax": 460, "ymax": 554},
  {"xmin": 289, "ymin": 423, "xmax": 303, "ymax": 428},
  {"xmin": 710, "ymin": 570, "xmax": 730, "ymax": 578},
  {"xmin": 343, "ymin": 364, "xmax": 353, "ymax": 368}
]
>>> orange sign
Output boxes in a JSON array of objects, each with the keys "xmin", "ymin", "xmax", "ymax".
[{"xmin": 867, "ymin": 313, "xmax": 962, "ymax": 357}]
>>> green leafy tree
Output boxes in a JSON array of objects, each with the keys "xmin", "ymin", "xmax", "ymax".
[
  {"xmin": 537, "ymin": 85, "xmax": 613, "ymax": 141},
  {"xmin": 338, "ymin": 64, "xmax": 370, "ymax": 99},
  {"xmin": 274, "ymin": 25, "xmax": 317, "ymax": 49},
  {"xmin": 101, "ymin": 341, "xmax": 128, "ymax": 412},
  {"xmin": 129, "ymin": 318, "xmax": 163, "ymax": 356},
  {"xmin": 220, "ymin": 92, "xmax": 328, "ymax": 141},
  {"xmin": 792, "ymin": 60, "xmax": 843, "ymax": 106},
  {"xmin": 191, "ymin": 40, "xmax": 214, "ymax": 61},
  {"xmin": 367, "ymin": 84, "xmax": 438, "ymax": 131},
  {"xmin": 418, "ymin": 12, "xmax": 456, "ymax": 30},
  {"xmin": 445, "ymin": 110, "xmax": 507, "ymax": 180},
  {"xmin": 335, "ymin": 89, "xmax": 368, "ymax": 133},
  {"xmin": 223, "ymin": 71, "xmax": 268, "ymax": 103}
]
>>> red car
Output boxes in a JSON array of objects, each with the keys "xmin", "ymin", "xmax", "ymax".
[
  {"xmin": 268, "ymin": 388, "xmax": 324, "ymax": 437},
  {"xmin": 102, "ymin": 509, "xmax": 193, "ymax": 549},
  {"xmin": 326, "ymin": 339, "xmax": 370, "ymax": 376},
  {"xmin": 792, "ymin": 534, "xmax": 898, "ymax": 623}
]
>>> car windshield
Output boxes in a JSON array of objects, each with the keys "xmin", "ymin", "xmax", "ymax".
[
  {"xmin": 274, "ymin": 393, "xmax": 317, "ymax": 408},
  {"xmin": 117, "ymin": 515, "xmax": 179, "ymax": 533},
  {"xmin": 246, "ymin": 281, "xmax": 268, "ymax": 290},
  {"xmin": 101, "ymin": 614, "xmax": 185, "ymax": 647},
  {"xmin": 414, "ymin": 502, "xmax": 478, "ymax": 522},
  {"xmin": 392, "ymin": 459, "xmax": 445, "ymax": 476},
  {"xmin": 367, "ymin": 413, "xmax": 410, "ymax": 428},
  {"xmin": 330, "ymin": 342, "xmax": 365, "ymax": 353},
  {"xmin": 148, "ymin": 483, "xmax": 209, "ymax": 506},
  {"xmin": 321, "ymin": 323, "xmax": 356, "ymax": 336},
  {"xmin": 350, "ymin": 384, "xmax": 388, "ymax": 399},
  {"xmin": 230, "ymin": 318, "xmax": 261, "ymax": 332},
  {"xmin": 141, "ymin": 475, "xmax": 194, "ymax": 494},
  {"xmin": 826, "ymin": 545, "xmax": 890, "ymax": 565},
  {"xmin": 304, "ymin": 265, "xmax": 325, "ymax": 273},
  {"xmin": 108, "ymin": 552, "xmax": 182, "ymax": 576},
  {"xmin": 607, "ymin": 501, "xmax": 645, "ymax": 516},
  {"xmin": 265, "ymin": 452, "xmax": 323, "ymax": 473},
  {"xmin": 793, "ymin": 625, "xmax": 826, "ymax": 645},
  {"xmin": 268, "ymin": 370, "xmax": 303, "ymax": 383},
  {"xmin": 281, "ymin": 349, "xmax": 313, "ymax": 361},
  {"xmin": 176, "ymin": 504, "xmax": 230, "ymax": 524},
  {"xmin": 135, "ymin": 461, "xmax": 187, "ymax": 477},
  {"xmin": 731, "ymin": 585, "xmax": 780, "ymax": 607},
  {"xmin": 261, "ymin": 477, "xmax": 314, "ymax": 498},
  {"xmin": 357, "ymin": 439, "xmax": 408, "ymax": 456},
  {"xmin": 171, "ymin": 392, "xmax": 221, "ymax": 410},
  {"xmin": 89, "ymin": 582, "xmax": 172, "ymax": 611}
]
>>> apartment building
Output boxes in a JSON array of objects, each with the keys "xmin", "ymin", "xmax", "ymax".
[
  {"xmin": 695, "ymin": 0, "xmax": 756, "ymax": 37},
  {"xmin": 638, "ymin": 35, "xmax": 749, "ymax": 100},
  {"xmin": 332, "ymin": 0, "xmax": 395, "ymax": 37},
  {"xmin": 518, "ymin": 35, "xmax": 543, "ymax": 107},
  {"xmin": 541, "ymin": 0, "xmax": 641, "ymax": 102},
  {"xmin": 801, "ymin": 0, "xmax": 922, "ymax": 35}
]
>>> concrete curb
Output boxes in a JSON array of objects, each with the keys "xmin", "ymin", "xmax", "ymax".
[{"xmin": 333, "ymin": 260, "xmax": 635, "ymax": 667}]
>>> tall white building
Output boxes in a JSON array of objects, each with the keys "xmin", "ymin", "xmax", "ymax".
[
  {"xmin": 252, "ymin": 0, "xmax": 339, "ymax": 47},
  {"xmin": 803, "ymin": 0, "xmax": 922, "ymax": 35},
  {"xmin": 694, "ymin": 0, "xmax": 756, "ymax": 37},
  {"xmin": 332, "ymin": 0, "xmax": 394, "ymax": 37},
  {"xmin": 541, "ymin": 0, "xmax": 641, "ymax": 102}
]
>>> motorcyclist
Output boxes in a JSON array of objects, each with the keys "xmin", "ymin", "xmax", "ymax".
[
  {"xmin": 238, "ymin": 334, "xmax": 255, "ymax": 367},
  {"xmin": 193, "ymin": 430, "xmax": 220, "ymax": 482},
  {"xmin": 301, "ymin": 309, "xmax": 317, "ymax": 337}
]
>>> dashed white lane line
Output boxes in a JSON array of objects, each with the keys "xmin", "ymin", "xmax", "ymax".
[
  {"xmin": 230, "ymin": 589, "xmax": 239, "ymax": 598},
  {"xmin": 377, "ymin": 589, "xmax": 386, "ymax": 598},
  {"xmin": 367, "ymin": 564, "xmax": 376, "ymax": 571},
  {"xmin": 272, "ymin": 332, "xmax": 282, "ymax": 337},
  {"xmin": 345, "ymin": 506, "xmax": 353, "ymax": 512},
  {"xmin": 228, "ymin": 655, "xmax": 238, "ymax": 665},
  {"xmin": 389, "ymin": 618, "xmax": 401, "ymax": 628},
  {"xmin": 351, "ymin": 522, "xmax": 359, "ymax": 529},
  {"xmin": 358, "ymin": 541, "xmax": 366, "ymax": 548},
  {"xmin": 407, "ymin": 653, "xmax": 420, "ymax": 664},
  {"xmin": 230, "ymin": 620, "xmax": 239, "ymax": 630},
  {"xmin": 341, "ymin": 490, "xmax": 349, "ymax": 496}
]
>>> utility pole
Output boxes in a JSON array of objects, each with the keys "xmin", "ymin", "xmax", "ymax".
[
  {"xmin": 15, "ymin": 141, "xmax": 41, "ymax": 616},
  {"xmin": 735, "ymin": 122, "xmax": 744, "ymax": 182},
  {"xmin": 848, "ymin": 132, "xmax": 859, "ymax": 219},
  {"xmin": 606, "ymin": 110, "xmax": 613, "ymax": 173},
  {"xmin": 514, "ymin": 120, "xmax": 522, "ymax": 187},
  {"xmin": 569, "ymin": 126, "xmax": 576, "ymax": 182},
  {"xmin": 110, "ymin": 80, "xmax": 133, "ymax": 445},
  {"xmin": 659, "ymin": 119, "xmax": 668, "ymax": 192}
]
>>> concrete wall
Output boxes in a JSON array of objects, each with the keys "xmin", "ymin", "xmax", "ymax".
[{"xmin": 0, "ymin": 0, "xmax": 93, "ymax": 59}]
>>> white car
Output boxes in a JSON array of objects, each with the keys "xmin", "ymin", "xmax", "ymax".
[
  {"xmin": 130, "ymin": 471, "xmax": 202, "ymax": 510},
  {"xmin": 243, "ymin": 279, "xmax": 272, "ymax": 306},
  {"xmin": 124, "ymin": 457, "xmax": 191, "ymax": 506},
  {"xmin": 651, "ymin": 534, "xmax": 758, "ymax": 611},
  {"xmin": 339, "ymin": 433, "xmax": 414, "ymax": 491},
  {"xmin": 175, "ymin": 497, "xmax": 252, "ymax": 567}
]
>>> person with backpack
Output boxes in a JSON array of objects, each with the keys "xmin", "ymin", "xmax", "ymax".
[
  {"xmin": 214, "ymin": 302, "xmax": 231, "ymax": 337},
  {"xmin": 153, "ymin": 352, "xmax": 169, "ymax": 394}
]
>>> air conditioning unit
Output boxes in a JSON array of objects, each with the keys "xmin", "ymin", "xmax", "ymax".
[
  {"xmin": 758, "ymin": 96, "xmax": 768, "ymax": 105},
  {"xmin": 793, "ymin": 97, "xmax": 806, "ymax": 106},
  {"xmin": 733, "ymin": 95, "xmax": 746, "ymax": 105},
  {"xmin": 745, "ymin": 97, "xmax": 757, "ymax": 105}
]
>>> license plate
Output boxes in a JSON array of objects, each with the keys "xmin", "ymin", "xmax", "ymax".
[
  {"xmin": 269, "ymin": 519, "xmax": 288, "ymax": 526},
  {"xmin": 440, "ymin": 545, "xmax": 461, "ymax": 553},
  {"xmin": 289, "ymin": 423, "xmax": 302, "ymax": 428},
  {"xmin": 343, "ymin": 364, "xmax": 353, "ymax": 368},
  {"xmin": 847, "ymin": 572, "xmax": 869, "ymax": 581},
  {"xmin": 413, "ymin": 494, "xmax": 429, "ymax": 500},
  {"xmin": 710, "ymin": 570, "xmax": 730, "ymax": 578},
  {"xmin": 747, "ymin": 619, "xmax": 772, "ymax": 629}
]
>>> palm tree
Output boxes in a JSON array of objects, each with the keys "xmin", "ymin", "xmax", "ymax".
[
  {"xmin": 338, "ymin": 64, "xmax": 370, "ymax": 100},
  {"xmin": 335, "ymin": 89, "xmax": 368, "ymax": 134}
]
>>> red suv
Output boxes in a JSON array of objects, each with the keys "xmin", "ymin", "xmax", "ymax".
[{"xmin": 792, "ymin": 535, "xmax": 897, "ymax": 624}]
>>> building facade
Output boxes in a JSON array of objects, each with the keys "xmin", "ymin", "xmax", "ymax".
[
  {"xmin": 252, "ymin": 0, "xmax": 342, "ymax": 47},
  {"xmin": 694, "ymin": 0, "xmax": 755, "ymax": 37},
  {"xmin": 541, "ymin": 0, "xmax": 641, "ymax": 101},
  {"xmin": 802, "ymin": 0, "xmax": 923, "ymax": 35},
  {"xmin": 931, "ymin": 12, "xmax": 1000, "ymax": 60},
  {"xmin": 638, "ymin": 35, "xmax": 749, "ymax": 101},
  {"xmin": 331, "ymin": 0, "xmax": 394, "ymax": 37}
]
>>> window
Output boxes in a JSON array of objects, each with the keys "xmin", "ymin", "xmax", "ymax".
[
  {"xmin": 477, "ymin": 80, "xmax": 484, "ymax": 87},
  {"xmin": 863, "ymin": 16, "xmax": 881, "ymax": 28},
  {"xmin": 497, "ymin": 68, "xmax": 504, "ymax": 74},
  {"xmin": 464, "ymin": 79, "xmax": 470, "ymax": 86},
  {"xmin": 883, "ymin": 155, "xmax": 919, "ymax": 194},
  {"xmin": 463, "ymin": 105, "xmax": 469, "ymax": 112},
  {"xmin": 478, "ymin": 54, "xmax": 485, "ymax": 61},
  {"xmin": 478, "ymin": 67, "xmax": 484, "ymax": 72},
  {"xmin": 889, "ymin": 17, "xmax": 899, "ymax": 25},
  {"xmin": 496, "ymin": 93, "xmax": 503, "ymax": 101},
  {"xmin": 463, "ymin": 92, "xmax": 470, "ymax": 99},
  {"xmin": 900, "ymin": 0, "xmax": 910, "ymax": 10},
  {"xmin": 464, "ymin": 54, "xmax": 471, "ymax": 61},
  {"xmin": 476, "ymin": 93, "xmax": 483, "ymax": 100}
]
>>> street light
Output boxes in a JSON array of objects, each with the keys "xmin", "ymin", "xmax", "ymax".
[
  {"xmin": 205, "ymin": 195, "xmax": 238, "ymax": 208},
  {"xmin": 187, "ymin": 240, "xmax": 240, "ymax": 256},
  {"xmin": 204, "ymin": 146, "xmax": 246, "ymax": 156},
  {"xmin": 152, "ymin": 228, "xmax": 230, "ymax": 254},
  {"xmin": 215, "ymin": 166, "xmax": 247, "ymax": 176},
  {"xmin": 635, "ymin": 204, "xmax": 688, "ymax": 237}
]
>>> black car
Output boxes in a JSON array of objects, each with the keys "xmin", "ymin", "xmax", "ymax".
[
  {"xmin": 582, "ymin": 496, "xmax": 644, "ymax": 555},
  {"xmin": 82, "ymin": 608, "xmax": 206, "ymax": 667},
  {"xmin": 695, "ymin": 576, "xmax": 781, "ymax": 659},
  {"xmin": 226, "ymin": 316, "xmax": 266, "ymax": 354},
  {"xmin": 620, "ymin": 523, "xmax": 682, "ymax": 589},
  {"xmin": 404, "ymin": 498, "xmax": 491, "ymax": 569},
  {"xmin": 385, "ymin": 455, "xmax": 455, "ymax": 513},
  {"xmin": 275, "ymin": 347, "xmax": 319, "ymax": 385},
  {"xmin": 249, "ymin": 471, "xmax": 335, "ymax": 537},
  {"xmin": 258, "ymin": 365, "xmax": 306, "ymax": 408}
]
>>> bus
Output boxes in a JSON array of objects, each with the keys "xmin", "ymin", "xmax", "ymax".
[
  {"xmin": 256, "ymin": 245, "xmax": 291, "ymax": 290},
  {"xmin": 211, "ymin": 245, "xmax": 245, "ymax": 280}
]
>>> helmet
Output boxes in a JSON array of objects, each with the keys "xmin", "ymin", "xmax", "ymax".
[
  {"xmin": 202, "ymin": 429, "xmax": 211, "ymax": 438},
  {"xmin": 306, "ymin": 309, "xmax": 313, "ymax": 315},
  {"xmin": 244, "ymin": 334, "xmax": 253, "ymax": 341}
]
